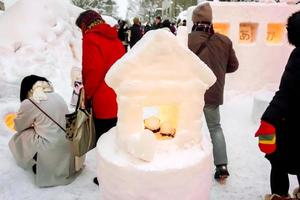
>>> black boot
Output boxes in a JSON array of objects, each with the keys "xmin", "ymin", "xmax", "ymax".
[
  {"xmin": 32, "ymin": 164, "xmax": 36, "ymax": 174},
  {"xmin": 214, "ymin": 164, "xmax": 229, "ymax": 180},
  {"xmin": 93, "ymin": 177, "xmax": 99, "ymax": 185}
]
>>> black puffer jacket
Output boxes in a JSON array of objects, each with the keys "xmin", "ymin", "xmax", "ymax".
[
  {"xmin": 129, "ymin": 24, "xmax": 143, "ymax": 48},
  {"xmin": 262, "ymin": 47, "xmax": 300, "ymax": 174}
]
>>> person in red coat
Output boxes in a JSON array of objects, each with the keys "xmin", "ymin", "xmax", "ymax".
[{"xmin": 76, "ymin": 10, "xmax": 125, "ymax": 185}]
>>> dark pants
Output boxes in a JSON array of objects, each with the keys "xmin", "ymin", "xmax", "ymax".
[
  {"xmin": 32, "ymin": 153, "xmax": 37, "ymax": 174},
  {"xmin": 123, "ymin": 45, "xmax": 128, "ymax": 52},
  {"xmin": 270, "ymin": 162, "xmax": 300, "ymax": 196},
  {"xmin": 94, "ymin": 118, "xmax": 117, "ymax": 142}
]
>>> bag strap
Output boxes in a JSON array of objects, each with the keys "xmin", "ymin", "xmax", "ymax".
[
  {"xmin": 28, "ymin": 99, "xmax": 66, "ymax": 133},
  {"xmin": 195, "ymin": 33, "xmax": 214, "ymax": 56},
  {"xmin": 75, "ymin": 88, "xmax": 84, "ymax": 111}
]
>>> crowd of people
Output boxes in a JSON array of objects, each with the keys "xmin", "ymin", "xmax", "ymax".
[
  {"xmin": 116, "ymin": 16, "xmax": 187, "ymax": 51},
  {"xmin": 7, "ymin": 2, "xmax": 300, "ymax": 200}
]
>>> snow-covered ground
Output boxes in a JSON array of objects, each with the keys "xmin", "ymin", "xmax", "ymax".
[
  {"xmin": 0, "ymin": 92, "xmax": 298, "ymax": 200},
  {"xmin": 0, "ymin": 0, "xmax": 298, "ymax": 199}
]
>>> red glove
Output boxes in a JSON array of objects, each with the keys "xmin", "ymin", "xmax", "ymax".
[{"xmin": 255, "ymin": 121, "xmax": 276, "ymax": 154}]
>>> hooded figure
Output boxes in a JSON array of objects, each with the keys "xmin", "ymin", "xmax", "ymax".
[
  {"xmin": 188, "ymin": 2, "xmax": 239, "ymax": 181},
  {"xmin": 9, "ymin": 75, "xmax": 79, "ymax": 187},
  {"xmin": 76, "ymin": 10, "xmax": 125, "ymax": 185}
]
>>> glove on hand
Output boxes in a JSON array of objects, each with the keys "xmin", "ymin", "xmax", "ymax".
[{"xmin": 255, "ymin": 120, "xmax": 276, "ymax": 154}]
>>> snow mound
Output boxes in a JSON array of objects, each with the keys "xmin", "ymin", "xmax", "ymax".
[
  {"xmin": 0, "ymin": 0, "xmax": 83, "ymax": 100},
  {"xmin": 0, "ymin": 0, "xmax": 117, "ymax": 101}
]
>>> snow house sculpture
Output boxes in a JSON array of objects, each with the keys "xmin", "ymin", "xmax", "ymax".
[{"xmin": 96, "ymin": 30, "xmax": 216, "ymax": 200}]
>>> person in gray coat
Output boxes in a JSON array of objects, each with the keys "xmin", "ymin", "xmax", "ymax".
[
  {"xmin": 9, "ymin": 75, "xmax": 79, "ymax": 187},
  {"xmin": 188, "ymin": 2, "xmax": 239, "ymax": 181}
]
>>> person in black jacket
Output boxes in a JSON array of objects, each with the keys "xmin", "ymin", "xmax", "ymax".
[
  {"xmin": 129, "ymin": 17, "xmax": 143, "ymax": 48},
  {"xmin": 255, "ymin": 11, "xmax": 300, "ymax": 200},
  {"xmin": 118, "ymin": 20, "xmax": 129, "ymax": 52},
  {"xmin": 152, "ymin": 16, "xmax": 162, "ymax": 30}
]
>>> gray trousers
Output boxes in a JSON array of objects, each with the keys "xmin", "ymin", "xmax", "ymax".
[{"xmin": 204, "ymin": 105, "xmax": 228, "ymax": 166}]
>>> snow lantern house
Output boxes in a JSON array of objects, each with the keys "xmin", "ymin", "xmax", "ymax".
[
  {"xmin": 97, "ymin": 30, "xmax": 216, "ymax": 200},
  {"xmin": 105, "ymin": 29, "xmax": 216, "ymax": 161}
]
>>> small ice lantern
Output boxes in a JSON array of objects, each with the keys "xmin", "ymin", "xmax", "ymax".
[{"xmin": 4, "ymin": 113, "xmax": 16, "ymax": 133}]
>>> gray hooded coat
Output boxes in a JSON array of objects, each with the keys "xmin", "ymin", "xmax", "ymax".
[{"xmin": 9, "ymin": 92, "xmax": 79, "ymax": 187}]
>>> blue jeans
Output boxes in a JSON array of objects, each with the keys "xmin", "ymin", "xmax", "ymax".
[{"xmin": 204, "ymin": 105, "xmax": 228, "ymax": 166}]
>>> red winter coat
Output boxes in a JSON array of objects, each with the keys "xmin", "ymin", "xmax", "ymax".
[{"xmin": 82, "ymin": 23, "xmax": 125, "ymax": 119}]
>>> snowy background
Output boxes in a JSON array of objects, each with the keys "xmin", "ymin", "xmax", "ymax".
[{"xmin": 0, "ymin": 0, "xmax": 298, "ymax": 199}]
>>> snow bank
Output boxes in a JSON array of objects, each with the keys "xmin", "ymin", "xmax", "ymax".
[
  {"xmin": 0, "ymin": 0, "xmax": 118, "ymax": 101},
  {"xmin": 0, "ymin": 0, "xmax": 83, "ymax": 101}
]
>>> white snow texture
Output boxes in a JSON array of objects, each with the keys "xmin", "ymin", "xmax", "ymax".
[{"xmin": 0, "ymin": 0, "xmax": 298, "ymax": 200}]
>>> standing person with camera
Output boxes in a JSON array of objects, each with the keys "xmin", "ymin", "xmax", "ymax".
[{"xmin": 188, "ymin": 2, "xmax": 239, "ymax": 181}]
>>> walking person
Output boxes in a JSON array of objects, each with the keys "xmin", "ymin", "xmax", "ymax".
[
  {"xmin": 9, "ymin": 75, "xmax": 79, "ymax": 187},
  {"xmin": 255, "ymin": 11, "xmax": 300, "ymax": 200},
  {"xmin": 75, "ymin": 10, "xmax": 125, "ymax": 185},
  {"xmin": 188, "ymin": 2, "xmax": 239, "ymax": 181}
]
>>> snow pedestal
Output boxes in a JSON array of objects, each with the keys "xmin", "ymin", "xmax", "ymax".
[
  {"xmin": 251, "ymin": 91, "xmax": 274, "ymax": 123},
  {"xmin": 96, "ymin": 30, "xmax": 216, "ymax": 200},
  {"xmin": 97, "ymin": 130, "xmax": 213, "ymax": 200}
]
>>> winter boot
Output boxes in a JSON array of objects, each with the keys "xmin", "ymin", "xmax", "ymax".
[
  {"xmin": 293, "ymin": 187, "xmax": 300, "ymax": 199},
  {"xmin": 214, "ymin": 164, "xmax": 229, "ymax": 180},
  {"xmin": 264, "ymin": 194, "xmax": 294, "ymax": 200},
  {"xmin": 93, "ymin": 177, "xmax": 99, "ymax": 186}
]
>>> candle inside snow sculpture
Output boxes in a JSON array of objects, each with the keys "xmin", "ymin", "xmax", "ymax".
[
  {"xmin": 143, "ymin": 105, "xmax": 178, "ymax": 140},
  {"xmin": 96, "ymin": 29, "xmax": 216, "ymax": 200},
  {"xmin": 4, "ymin": 113, "xmax": 17, "ymax": 132}
]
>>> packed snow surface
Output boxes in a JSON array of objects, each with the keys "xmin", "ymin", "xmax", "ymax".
[
  {"xmin": 0, "ymin": 92, "xmax": 298, "ymax": 200},
  {"xmin": 0, "ymin": 0, "xmax": 298, "ymax": 199}
]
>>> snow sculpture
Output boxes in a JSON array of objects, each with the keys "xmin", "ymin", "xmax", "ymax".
[
  {"xmin": 96, "ymin": 29, "xmax": 216, "ymax": 200},
  {"xmin": 0, "ymin": 0, "xmax": 118, "ymax": 101},
  {"xmin": 186, "ymin": 2, "xmax": 300, "ymax": 90}
]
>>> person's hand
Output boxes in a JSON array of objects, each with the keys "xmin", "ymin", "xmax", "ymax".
[{"xmin": 255, "ymin": 121, "xmax": 276, "ymax": 154}]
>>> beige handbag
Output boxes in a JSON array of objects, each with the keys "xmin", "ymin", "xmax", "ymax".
[{"xmin": 66, "ymin": 88, "xmax": 96, "ymax": 157}]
